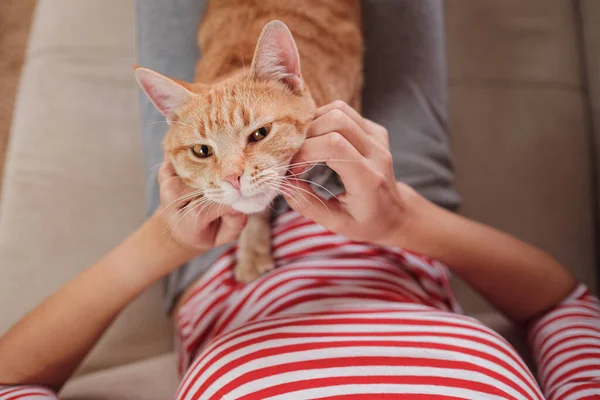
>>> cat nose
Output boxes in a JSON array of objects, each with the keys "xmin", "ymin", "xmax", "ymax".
[{"xmin": 224, "ymin": 174, "xmax": 241, "ymax": 191}]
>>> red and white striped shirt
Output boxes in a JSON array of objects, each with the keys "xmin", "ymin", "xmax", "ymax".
[{"xmin": 2, "ymin": 211, "xmax": 599, "ymax": 399}]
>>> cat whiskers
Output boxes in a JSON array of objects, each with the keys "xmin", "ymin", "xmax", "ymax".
[
  {"xmin": 262, "ymin": 176, "xmax": 333, "ymax": 217},
  {"xmin": 167, "ymin": 195, "xmax": 217, "ymax": 240},
  {"xmin": 147, "ymin": 161, "xmax": 167, "ymax": 176},
  {"xmin": 160, "ymin": 188, "xmax": 205, "ymax": 214},
  {"xmin": 143, "ymin": 120, "xmax": 198, "ymax": 130},
  {"xmin": 269, "ymin": 159, "xmax": 359, "ymax": 173}
]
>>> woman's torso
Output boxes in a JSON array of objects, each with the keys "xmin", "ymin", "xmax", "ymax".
[{"xmin": 174, "ymin": 212, "xmax": 545, "ymax": 400}]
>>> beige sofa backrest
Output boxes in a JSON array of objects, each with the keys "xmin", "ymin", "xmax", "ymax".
[{"xmin": 0, "ymin": 0, "xmax": 173, "ymax": 375}]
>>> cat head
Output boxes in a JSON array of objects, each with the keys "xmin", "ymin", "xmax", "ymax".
[{"xmin": 135, "ymin": 21, "xmax": 316, "ymax": 213}]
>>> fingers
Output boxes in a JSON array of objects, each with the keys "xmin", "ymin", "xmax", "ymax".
[
  {"xmin": 292, "ymin": 132, "xmax": 374, "ymax": 194},
  {"xmin": 314, "ymin": 101, "xmax": 389, "ymax": 149},
  {"xmin": 315, "ymin": 100, "xmax": 371, "ymax": 137},
  {"xmin": 215, "ymin": 213, "xmax": 248, "ymax": 245},
  {"xmin": 157, "ymin": 155, "xmax": 176, "ymax": 186},
  {"xmin": 283, "ymin": 178, "xmax": 352, "ymax": 232},
  {"xmin": 307, "ymin": 108, "xmax": 372, "ymax": 156},
  {"xmin": 159, "ymin": 175, "xmax": 195, "ymax": 211}
]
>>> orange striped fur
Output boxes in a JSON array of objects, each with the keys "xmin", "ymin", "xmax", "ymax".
[{"xmin": 135, "ymin": 3, "xmax": 363, "ymax": 283}]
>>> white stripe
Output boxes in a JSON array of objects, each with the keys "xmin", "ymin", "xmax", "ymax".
[
  {"xmin": 240, "ymin": 266, "xmax": 436, "ymax": 313},
  {"xmin": 561, "ymin": 284, "xmax": 588, "ymax": 303},
  {"xmin": 550, "ymin": 369, "xmax": 600, "ymax": 392},
  {"xmin": 273, "ymin": 211, "xmax": 301, "ymax": 227},
  {"xmin": 178, "ymin": 311, "xmax": 534, "ymax": 397},
  {"xmin": 538, "ymin": 326, "xmax": 600, "ymax": 356},
  {"xmin": 541, "ymin": 336, "xmax": 600, "ymax": 367},
  {"xmin": 402, "ymin": 252, "xmax": 441, "ymax": 278},
  {"xmin": 546, "ymin": 359, "xmax": 600, "ymax": 388},
  {"xmin": 274, "ymin": 298, "xmax": 402, "ymax": 319},
  {"xmin": 179, "ymin": 275, "xmax": 231, "ymax": 323},
  {"xmin": 530, "ymin": 307, "xmax": 600, "ymax": 343},
  {"xmin": 260, "ymin": 384, "xmax": 510, "ymax": 400},
  {"xmin": 191, "ymin": 310, "xmax": 525, "ymax": 378},
  {"xmin": 273, "ymin": 223, "xmax": 328, "ymax": 245},
  {"xmin": 564, "ymin": 387, "xmax": 600, "ymax": 400},
  {"xmin": 190, "ymin": 344, "xmax": 536, "ymax": 399},
  {"xmin": 276, "ymin": 258, "xmax": 448, "ymax": 304},
  {"xmin": 226, "ymin": 366, "xmax": 534, "ymax": 400},
  {"xmin": 219, "ymin": 262, "xmax": 428, "ymax": 332},
  {"xmin": 542, "ymin": 347, "xmax": 600, "ymax": 383},
  {"xmin": 0, "ymin": 388, "xmax": 56, "ymax": 399},
  {"xmin": 180, "ymin": 285, "xmax": 231, "ymax": 341},
  {"xmin": 248, "ymin": 286, "xmax": 426, "ymax": 320},
  {"xmin": 273, "ymin": 235, "xmax": 349, "ymax": 256},
  {"xmin": 277, "ymin": 242, "xmax": 378, "ymax": 260}
]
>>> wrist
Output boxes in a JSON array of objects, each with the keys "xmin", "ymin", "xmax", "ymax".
[
  {"xmin": 105, "ymin": 214, "xmax": 203, "ymax": 292},
  {"xmin": 385, "ymin": 184, "xmax": 434, "ymax": 251},
  {"xmin": 145, "ymin": 212, "xmax": 206, "ymax": 266}
]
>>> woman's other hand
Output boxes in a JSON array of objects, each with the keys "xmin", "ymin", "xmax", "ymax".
[
  {"xmin": 156, "ymin": 157, "xmax": 247, "ymax": 254},
  {"xmin": 284, "ymin": 101, "xmax": 420, "ymax": 248}
]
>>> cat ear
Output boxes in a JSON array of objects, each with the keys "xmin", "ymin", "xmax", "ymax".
[
  {"xmin": 250, "ymin": 20, "xmax": 303, "ymax": 93},
  {"xmin": 134, "ymin": 67, "xmax": 193, "ymax": 123}
]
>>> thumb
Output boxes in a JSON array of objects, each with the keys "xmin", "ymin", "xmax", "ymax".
[
  {"xmin": 215, "ymin": 212, "xmax": 248, "ymax": 245},
  {"xmin": 283, "ymin": 178, "xmax": 350, "ymax": 232}
]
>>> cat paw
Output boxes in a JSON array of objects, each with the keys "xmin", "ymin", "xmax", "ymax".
[{"xmin": 234, "ymin": 252, "xmax": 275, "ymax": 284}]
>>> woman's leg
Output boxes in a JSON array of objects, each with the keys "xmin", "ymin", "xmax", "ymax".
[
  {"xmin": 362, "ymin": 0, "xmax": 460, "ymax": 210},
  {"xmin": 137, "ymin": 0, "xmax": 233, "ymax": 313}
]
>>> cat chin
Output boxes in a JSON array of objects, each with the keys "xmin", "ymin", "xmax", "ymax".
[{"xmin": 230, "ymin": 194, "xmax": 274, "ymax": 214}]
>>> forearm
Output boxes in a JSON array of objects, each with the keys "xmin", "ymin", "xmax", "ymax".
[
  {"xmin": 397, "ymin": 193, "xmax": 577, "ymax": 323},
  {"xmin": 0, "ymin": 213, "xmax": 195, "ymax": 390}
]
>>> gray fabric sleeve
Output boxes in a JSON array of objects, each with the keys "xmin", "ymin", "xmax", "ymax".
[
  {"xmin": 362, "ymin": 0, "xmax": 460, "ymax": 209},
  {"xmin": 136, "ymin": 0, "xmax": 459, "ymax": 313},
  {"xmin": 136, "ymin": 0, "xmax": 232, "ymax": 313}
]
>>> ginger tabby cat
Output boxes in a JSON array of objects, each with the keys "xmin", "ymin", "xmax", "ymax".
[{"xmin": 135, "ymin": 1, "xmax": 362, "ymax": 283}]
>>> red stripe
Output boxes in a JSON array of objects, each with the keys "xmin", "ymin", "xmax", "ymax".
[
  {"xmin": 6, "ymin": 391, "xmax": 55, "ymax": 400},
  {"xmin": 187, "ymin": 285, "xmax": 233, "ymax": 332},
  {"xmin": 0, "ymin": 388, "xmax": 21, "ymax": 396},
  {"xmin": 530, "ymin": 307, "xmax": 600, "ymax": 342},
  {"xmin": 272, "ymin": 219, "xmax": 314, "ymax": 237},
  {"xmin": 319, "ymin": 395, "xmax": 465, "ymax": 400},
  {"xmin": 183, "ymin": 290, "xmax": 234, "ymax": 354},
  {"xmin": 192, "ymin": 325, "xmax": 531, "ymax": 392},
  {"xmin": 542, "ymin": 345, "xmax": 600, "ymax": 382},
  {"xmin": 209, "ymin": 338, "xmax": 537, "ymax": 399},
  {"xmin": 274, "ymin": 231, "xmax": 336, "ymax": 250},
  {"xmin": 211, "ymin": 260, "xmax": 449, "ymax": 338},
  {"xmin": 231, "ymin": 375, "xmax": 518, "ymax": 400},
  {"xmin": 545, "ymin": 363, "xmax": 600, "ymax": 390},
  {"xmin": 183, "ymin": 313, "xmax": 531, "ymax": 392},
  {"xmin": 183, "ymin": 337, "xmax": 536, "ymax": 399},
  {"xmin": 247, "ymin": 291, "xmax": 417, "ymax": 322},
  {"xmin": 177, "ymin": 264, "xmax": 233, "ymax": 316},
  {"xmin": 537, "ymin": 333, "xmax": 600, "ymax": 367},
  {"xmin": 558, "ymin": 381, "xmax": 600, "ymax": 399},
  {"xmin": 251, "ymin": 265, "xmax": 442, "ymax": 305}
]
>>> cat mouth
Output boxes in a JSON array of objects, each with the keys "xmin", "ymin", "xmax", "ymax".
[{"xmin": 230, "ymin": 192, "xmax": 275, "ymax": 214}]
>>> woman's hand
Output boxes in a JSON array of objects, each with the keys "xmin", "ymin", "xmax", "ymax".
[
  {"xmin": 157, "ymin": 158, "xmax": 247, "ymax": 253},
  {"xmin": 284, "ymin": 101, "xmax": 419, "ymax": 247}
]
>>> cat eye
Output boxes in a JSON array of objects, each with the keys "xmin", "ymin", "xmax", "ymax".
[
  {"xmin": 191, "ymin": 144, "xmax": 214, "ymax": 158},
  {"xmin": 249, "ymin": 124, "xmax": 272, "ymax": 143}
]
